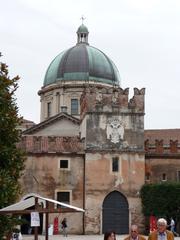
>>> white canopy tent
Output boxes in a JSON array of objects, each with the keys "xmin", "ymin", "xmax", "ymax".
[
  {"xmin": 0, "ymin": 193, "xmax": 85, "ymax": 240},
  {"xmin": 0, "ymin": 192, "xmax": 85, "ymax": 212}
]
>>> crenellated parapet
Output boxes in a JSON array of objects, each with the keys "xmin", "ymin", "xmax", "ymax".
[
  {"xmin": 145, "ymin": 139, "xmax": 180, "ymax": 154},
  {"xmin": 144, "ymin": 129, "xmax": 180, "ymax": 156},
  {"xmin": 129, "ymin": 88, "xmax": 145, "ymax": 111},
  {"xmin": 17, "ymin": 136, "xmax": 84, "ymax": 154},
  {"xmin": 80, "ymin": 86, "xmax": 145, "ymax": 119},
  {"xmin": 145, "ymin": 130, "xmax": 180, "ymax": 184}
]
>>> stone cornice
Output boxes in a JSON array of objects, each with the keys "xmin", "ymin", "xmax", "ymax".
[{"xmin": 38, "ymin": 82, "xmax": 117, "ymax": 95}]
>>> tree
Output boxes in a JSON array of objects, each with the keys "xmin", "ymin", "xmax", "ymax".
[
  {"xmin": 140, "ymin": 183, "xmax": 180, "ymax": 217},
  {"xmin": 0, "ymin": 55, "xmax": 25, "ymax": 238},
  {"xmin": 140, "ymin": 183, "xmax": 180, "ymax": 233}
]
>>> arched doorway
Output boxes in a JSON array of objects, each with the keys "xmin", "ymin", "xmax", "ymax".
[{"xmin": 102, "ymin": 191, "xmax": 129, "ymax": 234}]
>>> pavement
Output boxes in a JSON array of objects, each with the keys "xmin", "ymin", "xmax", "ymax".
[
  {"xmin": 19, "ymin": 235, "xmax": 127, "ymax": 240},
  {"xmin": 22, "ymin": 235, "xmax": 180, "ymax": 240}
]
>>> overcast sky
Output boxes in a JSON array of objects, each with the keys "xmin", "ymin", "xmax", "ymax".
[{"xmin": 1, "ymin": 0, "xmax": 180, "ymax": 129}]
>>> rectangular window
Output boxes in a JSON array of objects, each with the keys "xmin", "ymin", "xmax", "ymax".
[
  {"xmin": 112, "ymin": 157, "xmax": 119, "ymax": 172},
  {"xmin": 71, "ymin": 99, "xmax": 78, "ymax": 115},
  {"xmin": 60, "ymin": 160, "xmax": 68, "ymax": 169},
  {"xmin": 162, "ymin": 173, "xmax": 167, "ymax": 181},
  {"xmin": 47, "ymin": 102, "xmax": 52, "ymax": 118},
  {"xmin": 58, "ymin": 158, "xmax": 70, "ymax": 170},
  {"xmin": 145, "ymin": 173, "xmax": 150, "ymax": 181},
  {"xmin": 57, "ymin": 191, "xmax": 70, "ymax": 208}
]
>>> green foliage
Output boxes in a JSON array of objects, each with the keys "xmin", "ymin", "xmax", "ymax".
[
  {"xmin": 0, "ymin": 56, "xmax": 25, "ymax": 238},
  {"xmin": 140, "ymin": 183, "xmax": 180, "ymax": 219}
]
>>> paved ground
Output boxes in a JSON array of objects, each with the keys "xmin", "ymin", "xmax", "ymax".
[
  {"xmin": 19, "ymin": 235, "xmax": 129, "ymax": 240},
  {"xmin": 22, "ymin": 235, "xmax": 180, "ymax": 240}
]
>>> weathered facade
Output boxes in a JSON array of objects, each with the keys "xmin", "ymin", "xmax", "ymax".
[
  {"xmin": 80, "ymin": 86, "xmax": 145, "ymax": 233},
  {"xmin": 20, "ymin": 115, "xmax": 85, "ymax": 234},
  {"xmin": 20, "ymin": 85, "xmax": 146, "ymax": 234},
  {"xmin": 18, "ymin": 23, "xmax": 180, "ymax": 235},
  {"xmin": 145, "ymin": 129, "xmax": 180, "ymax": 183}
]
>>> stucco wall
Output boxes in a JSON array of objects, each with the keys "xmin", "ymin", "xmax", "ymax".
[
  {"xmin": 84, "ymin": 152, "xmax": 145, "ymax": 233},
  {"xmin": 85, "ymin": 114, "xmax": 144, "ymax": 151},
  {"xmin": 21, "ymin": 154, "xmax": 85, "ymax": 234},
  {"xmin": 145, "ymin": 157, "xmax": 180, "ymax": 183}
]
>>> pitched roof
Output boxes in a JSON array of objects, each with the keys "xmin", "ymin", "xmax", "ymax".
[
  {"xmin": 22, "ymin": 112, "xmax": 80, "ymax": 135},
  {"xmin": 22, "ymin": 118, "xmax": 35, "ymax": 124}
]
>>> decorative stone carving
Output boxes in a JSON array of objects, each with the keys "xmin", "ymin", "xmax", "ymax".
[
  {"xmin": 96, "ymin": 93, "xmax": 103, "ymax": 102},
  {"xmin": 114, "ymin": 176, "xmax": 124, "ymax": 186},
  {"xmin": 112, "ymin": 94, "xmax": 117, "ymax": 103},
  {"xmin": 111, "ymin": 91, "xmax": 119, "ymax": 103},
  {"xmin": 107, "ymin": 119, "xmax": 124, "ymax": 143}
]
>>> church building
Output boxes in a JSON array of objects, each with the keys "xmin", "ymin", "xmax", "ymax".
[{"xmin": 19, "ymin": 23, "xmax": 180, "ymax": 235}]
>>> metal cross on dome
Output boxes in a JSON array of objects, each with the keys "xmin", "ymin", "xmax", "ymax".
[{"xmin": 80, "ymin": 15, "xmax": 86, "ymax": 24}]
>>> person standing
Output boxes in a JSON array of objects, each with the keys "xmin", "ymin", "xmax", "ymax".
[
  {"xmin": 124, "ymin": 225, "xmax": 146, "ymax": 240},
  {"xmin": 170, "ymin": 217, "xmax": 179, "ymax": 237},
  {"xmin": 148, "ymin": 218, "xmax": 174, "ymax": 240},
  {"xmin": 170, "ymin": 218, "xmax": 175, "ymax": 232},
  {"xmin": 61, "ymin": 218, "xmax": 68, "ymax": 237}
]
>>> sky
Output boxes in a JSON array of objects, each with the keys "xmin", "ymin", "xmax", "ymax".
[{"xmin": 1, "ymin": 0, "xmax": 180, "ymax": 129}]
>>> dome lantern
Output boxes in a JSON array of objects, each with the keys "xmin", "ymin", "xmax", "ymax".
[{"xmin": 77, "ymin": 24, "xmax": 89, "ymax": 44}]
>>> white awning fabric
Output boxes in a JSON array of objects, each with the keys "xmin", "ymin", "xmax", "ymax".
[{"xmin": 0, "ymin": 193, "xmax": 85, "ymax": 212}]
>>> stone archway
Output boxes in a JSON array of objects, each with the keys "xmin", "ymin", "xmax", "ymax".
[{"xmin": 102, "ymin": 191, "xmax": 129, "ymax": 234}]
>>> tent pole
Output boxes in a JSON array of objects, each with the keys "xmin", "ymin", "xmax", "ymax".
[
  {"xmin": 45, "ymin": 200, "xmax": 49, "ymax": 240},
  {"xmin": 34, "ymin": 197, "xmax": 38, "ymax": 240}
]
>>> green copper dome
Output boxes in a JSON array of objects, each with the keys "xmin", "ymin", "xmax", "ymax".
[{"xmin": 43, "ymin": 25, "xmax": 120, "ymax": 86}]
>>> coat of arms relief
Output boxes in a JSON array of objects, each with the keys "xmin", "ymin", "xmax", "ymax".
[{"xmin": 106, "ymin": 119, "xmax": 126, "ymax": 144}]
